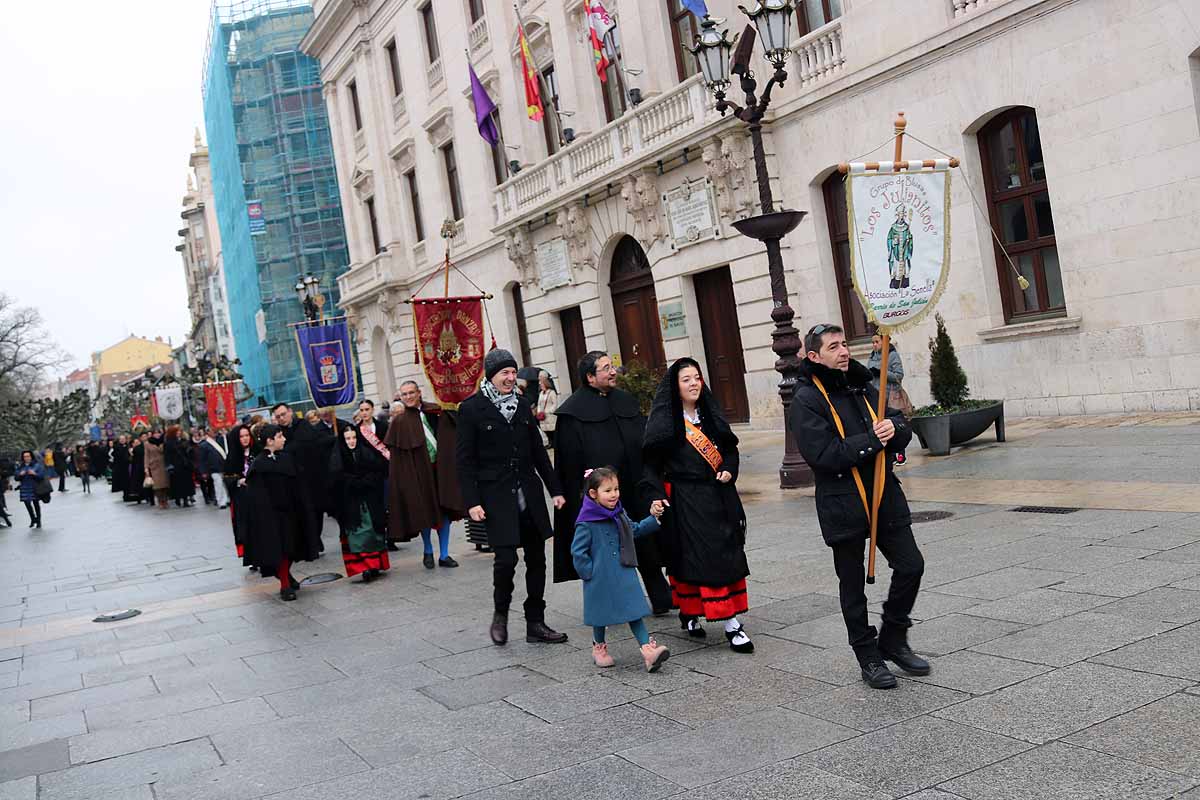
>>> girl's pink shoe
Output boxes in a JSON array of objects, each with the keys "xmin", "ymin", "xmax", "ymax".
[
  {"xmin": 592, "ymin": 642, "xmax": 615, "ymax": 668},
  {"xmin": 640, "ymin": 639, "xmax": 670, "ymax": 673}
]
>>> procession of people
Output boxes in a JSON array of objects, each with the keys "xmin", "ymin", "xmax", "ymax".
[{"xmin": 3, "ymin": 335, "xmax": 929, "ymax": 688}]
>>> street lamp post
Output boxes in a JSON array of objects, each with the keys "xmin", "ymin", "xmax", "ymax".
[
  {"xmin": 294, "ymin": 273, "xmax": 325, "ymax": 323},
  {"xmin": 689, "ymin": 1, "xmax": 813, "ymax": 488}
]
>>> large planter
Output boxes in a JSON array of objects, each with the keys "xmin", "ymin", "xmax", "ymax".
[{"xmin": 910, "ymin": 401, "xmax": 1005, "ymax": 456}]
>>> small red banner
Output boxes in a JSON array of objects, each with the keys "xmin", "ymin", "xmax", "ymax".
[
  {"xmin": 413, "ymin": 297, "xmax": 487, "ymax": 406},
  {"xmin": 205, "ymin": 383, "xmax": 238, "ymax": 430}
]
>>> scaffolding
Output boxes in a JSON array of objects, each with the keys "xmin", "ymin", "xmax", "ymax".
[{"xmin": 202, "ymin": 0, "xmax": 349, "ymax": 407}]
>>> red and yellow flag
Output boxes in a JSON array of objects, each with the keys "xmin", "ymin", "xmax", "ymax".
[
  {"xmin": 519, "ymin": 26, "xmax": 544, "ymax": 121},
  {"xmin": 584, "ymin": 1, "xmax": 612, "ymax": 80}
]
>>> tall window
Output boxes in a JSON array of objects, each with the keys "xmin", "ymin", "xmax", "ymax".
[
  {"xmin": 822, "ymin": 173, "xmax": 870, "ymax": 341},
  {"xmin": 541, "ymin": 65, "xmax": 560, "ymax": 156},
  {"xmin": 420, "ymin": 3, "xmax": 440, "ymax": 64},
  {"xmin": 467, "ymin": 0, "xmax": 485, "ymax": 23},
  {"xmin": 668, "ymin": 0, "xmax": 701, "ymax": 82},
  {"xmin": 442, "ymin": 143, "xmax": 464, "ymax": 221},
  {"xmin": 799, "ymin": 0, "xmax": 843, "ymax": 34},
  {"xmin": 384, "ymin": 40, "xmax": 403, "ymax": 97},
  {"xmin": 510, "ymin": 284, "xmax": 533, "ymax": 365},
  {"xmin": 365, "ymin": 197, "xmax": 382, "ymax": 254},
  {"xmin": 405, "ymin": 170, "xmax": 425, "ymax": 242},
  {"xmin": 978, "ymin": 107, "xmax": 1064, "ymax": 320},
  {"xmin": 347, "ymin": 80, "xmax": 363, "ymax": 130},
  {"xmin": 600, "ymin": 29, "xmax": 627, "ymax": 123}
]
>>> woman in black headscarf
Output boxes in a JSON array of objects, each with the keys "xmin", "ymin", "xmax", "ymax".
[
  {"xmin": 329, "ymin": 426, "xmax": 390, "ymax": 582},
  {"xmin": 640, "ymin": 357, "xmax": 753, "ymax": 653},
  {"xmin": 223, "ymin": 425, "xmax": 258, "ymax": 563}
]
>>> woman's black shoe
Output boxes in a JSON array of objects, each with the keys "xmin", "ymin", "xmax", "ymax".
[
  {"xmin": 438, "ymin": 556, "xmax": 458, "ymax": 568},
  {"xmin": 681, "ymin": 618, "xmax": 706, "ymax": 638},
  {"xmin": 423, "ymin": 553, "xmax": 435, "ymax": 569},
  {"xmin": 280, "ymin": 587, "xmax": 297, "ymax": 601},
  {"xmin": 725, "ymin": 623, "xmax": 755, "ymax": 654},
  {"xmin": 362, "ymin": 570, "xmax": 377, "ymax": 583}
]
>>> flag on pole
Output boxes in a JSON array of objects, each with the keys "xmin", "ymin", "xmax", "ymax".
[
  {"xmin": 468, "ymin": 63, "xmax": 500, "ymax": 145},
  {"xmin": 584, "ymin": 1, "xmax": 614, "ymax": 80},
  {"xmin": 682, "ymin": 0, "xmax": 709, "ymax": 17},
  {"xmin": 518, "ymin": 24, "xmax": 544, "ymax": 121}
]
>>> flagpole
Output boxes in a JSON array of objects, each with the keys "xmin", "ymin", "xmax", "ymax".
[
  {"xmin": 514, "ymin": 2, "xmax": 565, "ymax": 148},
  {"xmin": 603, "ymin": 27, "xmax": 633, "ymax": 113}
]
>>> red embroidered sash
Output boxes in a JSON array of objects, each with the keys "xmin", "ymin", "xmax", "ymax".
[
  {"xmin": 684, "ymin": 418, "xmax": 723, "ymax": 474},
  {"xmin": 360, "ymin": 424, "xmax": 390, "ymax": 461}
]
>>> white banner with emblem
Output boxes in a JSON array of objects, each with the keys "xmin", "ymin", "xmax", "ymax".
[
  {"xmin": 846, "ymin": 160, "xmax": 952, "ymax": 333},
  {"xmin": 154, "ymin": 384, "xmax": 184, "ymax": 420}
]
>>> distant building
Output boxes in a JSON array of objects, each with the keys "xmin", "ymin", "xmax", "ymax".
[
  {"xmin": 92, "ymin": 335, "xmax": 174, "ymax": 381},
  {"xmin": 202, "ymin": 0, "xmax": 350, "ymax": 407},
  {"xmin": 179, "ymin": 129, "xmax": 237, "ymax": 365}
]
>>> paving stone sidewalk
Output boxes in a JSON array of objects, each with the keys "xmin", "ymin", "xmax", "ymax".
[{"xmin": 1, "ymin": 418, "xmax": 1199, "ymax": 799}]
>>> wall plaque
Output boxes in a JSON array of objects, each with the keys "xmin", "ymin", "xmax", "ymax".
[
  {"xmin": 658, "ymin": 300, "xmax": 688, "ymax": 340},
  {"xmin": 662, "ymin": 178, "xmax": 721, "ymax": 250},
  {"xmin": 535, "ymin": 237, "xmax": 571, "ymax": 290}
]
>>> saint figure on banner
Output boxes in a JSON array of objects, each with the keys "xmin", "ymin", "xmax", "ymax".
[
  {"xmin": 887, "ymin": 206, "xmax": 914, "ymax": 289},
  {"xmin": 437, "ymin": 323, "xmax": 462, "ymax": 365}
]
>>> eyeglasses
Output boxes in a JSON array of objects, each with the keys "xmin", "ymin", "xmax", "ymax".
[{"xmin": 596, "ymin": 364, "xmax": 617, "ymax": 374}]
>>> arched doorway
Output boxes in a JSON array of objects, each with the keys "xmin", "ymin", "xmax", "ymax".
[
  {"xmin": 609, "ymin": 236, "xmax": 666, "ymax": 371},
  {"xmin": 371, "ymin": 326, "xmax": 394, "ymax": 399}
]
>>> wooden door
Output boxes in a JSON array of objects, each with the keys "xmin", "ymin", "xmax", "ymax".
[
  {"xmin": 560, "ymin": 306, "xmax": 588, "ymax": 391},
  {"xmin": 609, "ymin": 236, "xmax": 666, "ymax": 371},
  {"xmin": 694, "ymin": 266, "xmax": 750, "ymax": 423}
]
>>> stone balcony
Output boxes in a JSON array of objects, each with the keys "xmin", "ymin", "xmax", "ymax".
[
  {"xmin": 336, "ymin": 251, "xmax": 399, "ymax": 308},
  {"xmin": 952, "ymin": 0, "xmax": 1015, "ymax": 18},
  {"xmin": 792, "ymin": 19, "xmax": 845, "ymax": 86},
  {"xmin": 468, "ymin": 15, "xmax": 490, "ymax": 58},
  {"xmin": 493, "ymin": 74, "xmax": 724, "ymax": 230}
]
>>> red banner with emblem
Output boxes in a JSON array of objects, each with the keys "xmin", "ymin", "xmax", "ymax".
[
  {"xmin": 412, "ymin": 297, "xmax": 487, "ymax": 405},
  {"xmin": 204, "ymin": 383, "xmax": 238, "ymax": 430}
]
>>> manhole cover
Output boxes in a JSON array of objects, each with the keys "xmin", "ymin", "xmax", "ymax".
[
  {"xmin": 94, "ymin": 609, "xmax": 142, "ymax": 623},
  {"xmin": 910, "ymin": 510, "xmax": 955, "ymax": 524},
  {"xmin": 1012, "ymin": 506, "xmax": 1079, "ymax": 515},
  {"xmin": 300, "ymin": 573, "xmax": 343, "ymax": 586}
]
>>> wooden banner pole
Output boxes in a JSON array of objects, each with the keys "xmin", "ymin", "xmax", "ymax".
[{"xmin": 866, "ymin": 112, "xmax": 906, "ymax": 585}]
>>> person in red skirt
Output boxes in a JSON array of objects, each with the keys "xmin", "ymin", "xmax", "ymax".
[
  {"xmin": 641, "ymin": 357, "xmax": 753, "ymax": 653},
  {"xmin": 329, "ymin": 426, "xmax": 390, "ymax": 582}
]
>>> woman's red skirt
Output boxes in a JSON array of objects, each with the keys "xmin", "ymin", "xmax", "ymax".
[
  {"xmin": 340, "ymin": 535, "xmax": 391, "ymax": 577},
  {"xmin": 670, "ymin": 577, "xmax": 748, "ymax": 622}
]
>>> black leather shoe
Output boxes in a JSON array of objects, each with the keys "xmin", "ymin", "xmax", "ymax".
[
  {"xmin": 423, "ymin": 553, "xmax": 435, "ymax": 569},
  {"xmin": 362, "ymin": 570, "xmax": 376, "ymax": 583},
  {"xmin": 490, "ymin": 612, "xmax": 508, "ymax": 646},
  {"xmin": 280, "ymin": 587, "xmax": 297, "ymax": 601},
  {"xmin": 861, "ymin": 660, "xmax": 898, "ymax": 689},
  {"xmin": 438, "ymin": 556, "xmax": 459, "ymax": 568},
  {"xmin": 881, "ymin": 643, "xmax": 931, "ymax": 676},
  {"xmin": 725, "ymin": 623, "xmax": 755, "ymax": 654},
  {"xmin": 681, "ymin": 618, "xmax": 706, "ymax": 638},
  {"xmin": 526, "ymin": 621, "xmax": 568, "ymax": 644}
]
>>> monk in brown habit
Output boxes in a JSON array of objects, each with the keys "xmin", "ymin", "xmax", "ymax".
[{"xmin": 386, "ymin": 380, "xmax": 465, "ymax": 567}]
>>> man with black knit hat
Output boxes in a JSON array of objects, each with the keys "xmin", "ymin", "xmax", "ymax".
[{"xmin": 456, "ymin": 348, "xmax": 569, "ymax": 646}]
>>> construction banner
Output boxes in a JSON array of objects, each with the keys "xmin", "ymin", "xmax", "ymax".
[
  {"xmin": 413, "ymin": 297, "xmax": 487, "ymax": 406},
  {"xmin": 846, "ymin": 161, "xmax": 952, "ymax": 333},
  {"xmin": 204, "ymin": 383, "xmax": 238, "ymax": 430}
]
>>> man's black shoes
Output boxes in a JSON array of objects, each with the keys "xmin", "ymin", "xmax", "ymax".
[
  {"xmin": 526, "ymin": 621, "xmax": 568, "ymax": 644},
  {"xmin": 880, "ymin": 643, "xmax": 931, "ymax": 676},
  {"xmin": 861, "ymin": 660, "xmax": 898, "ymax": 689},
  {"xmin": 490, "ymin": 612, "xmax": 508, "ymax": 646},
  {"xmin": 423, "ymin": 553, "xmax": 435, "ymax": 569}
]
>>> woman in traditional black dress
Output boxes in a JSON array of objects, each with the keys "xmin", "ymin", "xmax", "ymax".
[
  {"xmin": 329, "ymin": 426, "xmax": 390, "ymax": 582},
  {"xmin": 126, "ymin": 433, "xmax": 149, "ymax": 504},
  {"xmin": 223, "ymin": 425, "xmax": 257, "ymax": 562},
  {"xmin": 238, "ymin": 425, "xmax": 322, "ymax": 600},
  {"xmin": 111, "ymin": 436, "xmax": 131, "ymax": 495},
  {"xmin": 164, "ymin": 426, "xmax": 196, "ymax": 507},
  {"xmin": 641, "ymin": 357, "xmax": 754, "ymax": 653}
]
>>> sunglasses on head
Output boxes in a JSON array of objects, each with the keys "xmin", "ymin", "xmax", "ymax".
[{"xmin": 808, "ymin": 324, "xmax": 832, "ymax": 337}]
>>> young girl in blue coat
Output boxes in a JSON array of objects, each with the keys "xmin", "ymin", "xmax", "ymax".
[{"xmin": 572, "ymin": 467, "xmax": 670, "ymax": 672}]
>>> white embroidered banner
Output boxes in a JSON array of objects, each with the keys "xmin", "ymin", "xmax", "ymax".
[
  {"xmin": 154, "ymin": 385, "xmax": 184, "ymax": 420},
  {"xmin": 846, "ymin": 162, "xmax": 951, "ymax": 333}
]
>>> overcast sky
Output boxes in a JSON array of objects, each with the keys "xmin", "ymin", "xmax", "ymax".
[{"xmin": 0, "ymin": 0, "xmax": 214, "ymax": 376}]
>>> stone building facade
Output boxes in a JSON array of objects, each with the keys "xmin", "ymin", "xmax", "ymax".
[{"xmin": 303, "ymin": 0, "xmax": 1200, "ymax": 422}]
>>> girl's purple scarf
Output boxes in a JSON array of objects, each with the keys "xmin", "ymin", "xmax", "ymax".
[{"xmin": 577, "ymin": 496, "xmax": 638, "ymax": 568}]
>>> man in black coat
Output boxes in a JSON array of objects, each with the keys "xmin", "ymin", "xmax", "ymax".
[
  {"xmin": 790, "ymin": 324, "xmax": 927, "ymax": 689},
  {"xmin": 456, "ymin": 349, "xmax": 568, "ymax": 647},
  {"xmin": 272, "ymin": 403, "xmax": 331, "ymax": 548},
  {"xmin": 552, "ymin": 351, "xmax": 672, "ymax": 613}
]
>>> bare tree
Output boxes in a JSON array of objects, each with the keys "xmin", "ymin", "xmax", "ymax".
[
  {"xmin": 0, "ymin": 390, "xmax": 92, "ymax": 451},
  {"xmin": 0, "ymin": 293, "xmax": 68, "ymax": 399}
]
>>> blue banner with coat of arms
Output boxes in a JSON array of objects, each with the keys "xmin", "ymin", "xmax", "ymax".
[{"xmin": 294, "ymin": 318, "xmax": 357, "ymax": 408}]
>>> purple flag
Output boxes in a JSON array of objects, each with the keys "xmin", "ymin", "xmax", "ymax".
[{"xmin": 469, "ymin": 64, "xmax": 500, "ymax": 146}]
